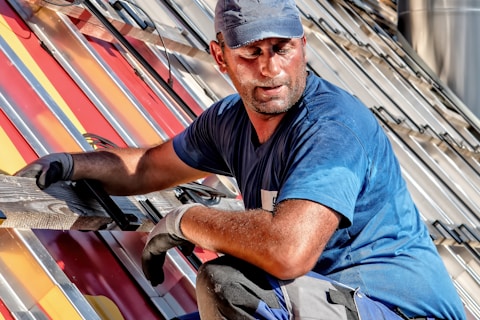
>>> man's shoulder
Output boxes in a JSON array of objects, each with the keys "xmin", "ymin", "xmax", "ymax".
[
  {"xmin": 212, "ymin": 94, "xmax": 242, "ymax": 114},
  {"xmin": 195, "ymin": 94, "xmax": 243, "ymax": 124},
  {"xmin": 194, "ymin": 94, "xmax": 247, "ymax": 136},
  {"xmin": 303, "ymin": 75, "xmax": 364, "ymax": 111},
  {"xmin": 305, "ymin": 74, "xmax": 347, "ymax": 95},
  {"xmin": 302, "ymin": 75, "xmax": 371, "ymax": 120}
]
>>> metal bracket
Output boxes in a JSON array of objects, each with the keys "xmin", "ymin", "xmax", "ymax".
[
  {"xmin": 74, "ymin": 179, "xmax": 140, "ymax": 231},
  {"xmin": 175, "ymin": 182, "xmax": 227, "ymax": 206}
]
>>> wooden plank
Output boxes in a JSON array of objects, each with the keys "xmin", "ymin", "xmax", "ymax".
[
  {"xmin": 0, "ymin": 174, "xmax": 143, "ymax": 230},
  {"xmin": 0, "ymin": 174, "xmax": 242, "ymax": 231}
]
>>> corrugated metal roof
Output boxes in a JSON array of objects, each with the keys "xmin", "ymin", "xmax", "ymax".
[{"xmin": 0, "ymin": 0, "xmax": 479, "ymax": 318}]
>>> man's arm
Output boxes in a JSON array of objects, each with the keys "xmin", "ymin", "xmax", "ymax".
[
  {"xmin": 181, "ymin": 198, "xmax": 341, "ymax": 280},
  {"xmin": 70, "ymin": 140, "xmax": 209, "ymax": 195},
  {"xmin": 16, "ymin": 140, "xmax": 209, "ymax": 195}
]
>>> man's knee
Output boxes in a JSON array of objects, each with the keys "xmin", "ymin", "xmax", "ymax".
[
  {"xmin": 196, "ymin": 260, "xmax": 225, "ymax": 300},
  {"xmin": 195, "ymin": 256, "xmax": 281, "ymax": 319},
  {"xmin": 196, "ymin": 258, "xmax": 258, "ymax": 305}
]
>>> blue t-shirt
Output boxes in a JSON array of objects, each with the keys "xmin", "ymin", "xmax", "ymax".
[{"xmin": 173, "ymin": 74, "xmax": 466, "ymax": 319}]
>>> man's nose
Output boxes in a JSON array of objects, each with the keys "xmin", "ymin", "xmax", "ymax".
[{"xmin": 259, "ymin": 51, "xmax": 281, "ymax": 77}]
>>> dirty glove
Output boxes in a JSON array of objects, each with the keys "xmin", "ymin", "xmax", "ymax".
[
  {"xmin": 142, "ymin": 203, "xmax": 203, "ymax": 286},
  {"xmin": 15, "ymin": 153, "xmax": 74, "ymax": 190}
]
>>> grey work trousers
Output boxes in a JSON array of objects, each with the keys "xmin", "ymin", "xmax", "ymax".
[{"xmin": 194, "ymin": 255, "xmax": 369, "ymax": 320}]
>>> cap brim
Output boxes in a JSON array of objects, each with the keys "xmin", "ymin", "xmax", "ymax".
[{"xmin": 223, "ymin": 17, "xmax": 304, "ymax": 48}]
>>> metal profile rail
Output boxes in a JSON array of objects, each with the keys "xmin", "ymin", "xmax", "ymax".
[
  {"xmin": 300, "ymin": 0, "xmax": 405, "ymax": 76},
  {"xmin": 304, "ymin": 21, "xmax": 429, "ymax": 132},
  {"xmin": 452, "ymin": 230, "xmax": 480, "ymax": 263},
  {"xmin": 375, "ymin": 114, "xmax": 480, "ymax": 227},
  {"xmin": 420, "ymin": 126, "xmax": 480, "ymax": 184},
  {"xmin": 375, "ymin": 119, "xmax": 471, "ymax": 224},
  {"xmin": 301, "ymin": 0, "xmax": 480, "ymax": 150},
  {"xmin": 341, "ymin": 0, "xmax": 480, "ymax": 136},
  {"xmin": 298, "ymin": 3, "xmax": 480, "ymax": 232},
  {"xmin": 0, "ymin": 40, "xmax": 86, "ymax": 155},
  {"xmin": 365, "ymin": 56, "xmax": 480, "ymax": 150},
  {"xmin": 405, "ymin": 135, "xmax": 480, "ymax": 218},
  {"xmin": 8, "ymin": 0, "xmax": 194, "ymax": 146},
  {"xmin": 337, "ymin": 1, "xmax": 480, "ymax": 149},
  {"xmin": 93, "ymin": 0, "xmax": 227, "ymax": 119},
  {"xmin": 156, "ymin": 0, "xmax": 239, "ymax": 104},
  {"xmin": 308, "ymin": 18, "xmax": 423, "ymax": 117},
  {"xmin": 437, "ymin": 244, "xmax": 480, "ymax": 319},
  {"xmin": 83, "ymin": 0, "xmax": 198, "ymax": 122},
  {"xmin": 305, "ymin": 23, "xmax": 389, "ymax": 103},
  {"xmin": 299, "ymin": 2, "xmax": 479, "ymax": 151},
  {"xmin": 98, "ymin": 230, "xmax": 199, "ymax": 319},
  {"xmin": 114, "ymin": 43, "xmax": 197, "ymax": 127},
  {"xmin": 58, "ymin": 6, "xmax": 171, "ymax": 143},
  {"xmin": 1, "ymin": 2, "xmax": 201, "ymax": 315},
  {"xmin": 9, "ymin": 3, "xmax": 153, "ymax": 146},
  {"xmin": 0, "ymin": 228, "xmax": 100, "ymax": 319},
  {"xmin": 89, "ymin": 36, "xmax": 190, "ymax": 137},
  {"xmin": 458, "ymin": 224, "xmax": 480, "ymax": 247},
  {"xmin": 160, "ymin": 0, "xmax": 212, "ymax": 52},
  {"xmin": 0, "ymin": 36, "xmax": 90, "ymax": 154},
  {"xmin": 143, "ymin": 41, "xmax": 221, "ymax": 110},
  {"xmin": 315, "ymin": 1, "xmax": 437, "ymax": 98},
  {"xmin": 298, "ymin": 0, "xmax": 361, "ymax": 46}
]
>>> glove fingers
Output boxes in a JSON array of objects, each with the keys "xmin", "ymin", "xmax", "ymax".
[
  {"xmin": 180, "ymin": 242, "xmax": 195, "ymax": 256},
  {"xmin": 142, "ymin": 234, "xmax": 195, "ymax": 286},
  {"xmin": 15, "ymin": 153, "xmax": 73, "ymax": 190},
  {"xmin": 14, "ymin": 163, "xmax": 43, "ymax": 178},
  {"xmin": 141, "ymin": 250, "xmax": 166, "ymax": 286},
  {"xmin": 36, "ymin": 161, "xmax": 63, "ymax": 189}
]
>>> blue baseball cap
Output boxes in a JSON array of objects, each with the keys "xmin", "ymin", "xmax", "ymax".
[{"xmin": 214, "ymin": 0, "xmax": 304, "ymax": 48}]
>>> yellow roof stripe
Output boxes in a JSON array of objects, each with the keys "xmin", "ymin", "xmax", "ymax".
[
  {"xmin": 0, "ymin": 125, "xmax": 26, "ymax": 175},
  {"xmin": 0, "ymin": 14, "xmax": 86, "ymax": 134},
  {"xmin": 0, "ymin": 229, "xmax": 86, "ymax": 319},
  {"xmin": 39, "ymin": 287, "xmax": 85, "ymax": 320}
]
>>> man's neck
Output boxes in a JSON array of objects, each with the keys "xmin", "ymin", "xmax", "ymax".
[{"xmin": 247, "ymin": 112, "xmax": 287, "ymax": 144}]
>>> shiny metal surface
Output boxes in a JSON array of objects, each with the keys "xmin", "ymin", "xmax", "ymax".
[
  {"xmin": 0, "ymin": 35, "xmax": 83, "ymax": 155},
  {"xmin": 0, "ymin": 228, "xmax": 100, "ymax": 319},
  {"xmin": 2, "ymin": 0, "xmax": 480, "ymax": 317},
  {"xmin": 398, "ymin": 0, "xmax": 480, "ymax": 119}
]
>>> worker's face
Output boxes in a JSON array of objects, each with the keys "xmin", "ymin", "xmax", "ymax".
[{"xmin": 210, "ymin": 36, "xmax": 308, "ymax": 115}]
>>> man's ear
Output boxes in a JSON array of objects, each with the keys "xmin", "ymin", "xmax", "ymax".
[
  {"xmin": 210, "ymin": 40, "xmax": 227, "ymax": 73},
  {"xmin": 301, "ymin": 35, "xmax": 307, "ymax": 59}
]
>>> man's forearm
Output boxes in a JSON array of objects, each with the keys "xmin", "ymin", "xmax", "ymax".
[
  {"xmin": 181, "ymin": 205, "xmax": 281, "ymax": 270},
  {"xmin": 180, "ymin": 199, "xmax": 338, "ymax": 280},
  {"xmin": 71, "ymin": 148, "xmax": 148, "ymax": 195}
]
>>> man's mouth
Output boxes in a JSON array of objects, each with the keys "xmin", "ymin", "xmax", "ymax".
[{"xmin": 257, "ymin": 85, "xmax": 283, "ymax": 96}]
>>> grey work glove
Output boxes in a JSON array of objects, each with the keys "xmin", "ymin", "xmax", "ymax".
[
  {"xmin": 142, "ymin": 203, "xmax": 203, "ymax": 286},
  {"xmin": 15, "ymin": 153, "xmax": 74, "ymax": 190}
]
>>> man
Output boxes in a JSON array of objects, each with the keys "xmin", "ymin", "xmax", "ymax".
[{"xmin": 17, "ymin": 0, "xmax": 466, "ymax": 319}]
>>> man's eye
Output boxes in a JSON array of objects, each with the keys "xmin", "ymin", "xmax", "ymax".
[
  {"xmin": 274, "ymin": 46, "xmax": 291, "ymax": 55},
  {"xmin": 242, "ymin": 50, "xmax": 261, "ymax": 58}
]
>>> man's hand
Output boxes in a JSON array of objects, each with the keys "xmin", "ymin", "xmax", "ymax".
[
  {"xmin": 142, "ymin": 203, "xmax": 203, "ymax": 286},
  {"xmin": 15, "ymin": 153, "xmax": 74, "ymax": 189}
]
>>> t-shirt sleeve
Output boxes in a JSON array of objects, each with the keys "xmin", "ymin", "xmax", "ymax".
[
  {"xmin": 172, "ymin": 100, "xmax": 235, "ymax": 176},
  {"xmin": 277, "ymin": 120, "xmax": 369, "ymax": 228}
]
